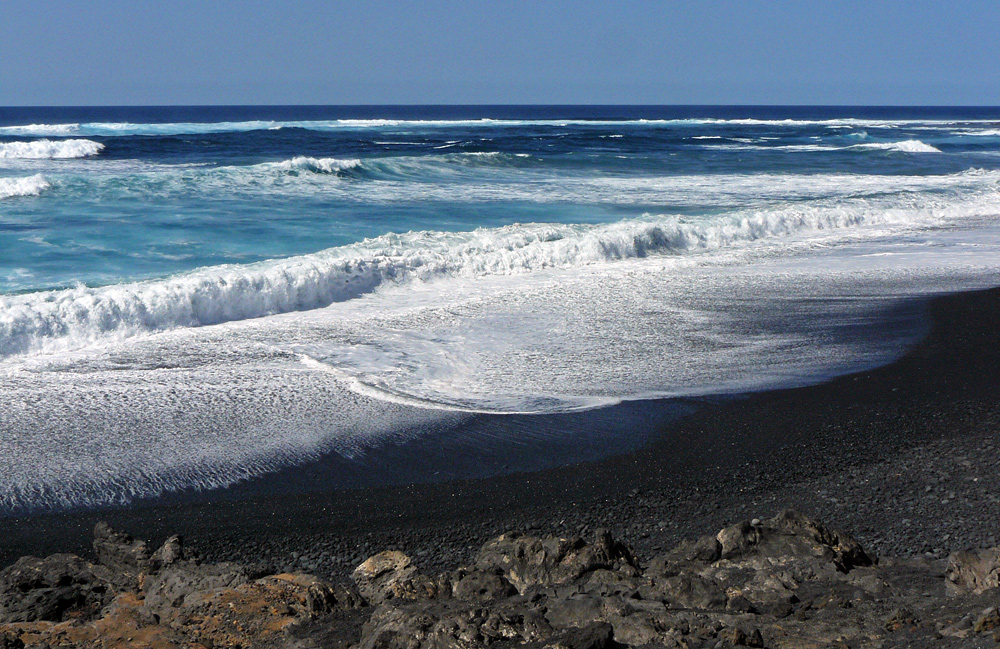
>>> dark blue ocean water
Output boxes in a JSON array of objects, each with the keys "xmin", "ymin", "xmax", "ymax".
[
  {"xmin": 3, "ymin": 105, "xmax": 1000, "ymax": 292},
  {"xmin": 3, "ymin": 105, "xmax": 1000, "ymax": 512}
]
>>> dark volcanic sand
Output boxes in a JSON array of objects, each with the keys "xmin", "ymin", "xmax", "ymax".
[{"xmin": 4, "ymin": 287, "xmax": 1000, "ymax": 579}]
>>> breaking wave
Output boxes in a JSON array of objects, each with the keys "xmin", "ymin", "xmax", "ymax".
[
  {"xmin": 0, "ymin": 123, "xmax": 80, "ymax": 136},
  {"xmin": 216, "ymin": 153, "xmax": 528, "ymax": 182},
  {"xmin": 2, "ymin": 180, "xmax": 997, "ymax": 358},
  {"xmin": 0, "ymin": 174, "xmax": 51, "ymax": 199},
  {"xmin": 850, "ymin": 139, "xmax": 941, "ymax": 153},
  {"xmin": 270, "ymin": 156, "xmax": 364, "ymax": 174},
  {"xmin": 710, "ymin": 139, "xmax": 942, "ymax": 154},
  {"xmin": 0, "ymin": 139, "xmax": 104, "ymax": 159}
]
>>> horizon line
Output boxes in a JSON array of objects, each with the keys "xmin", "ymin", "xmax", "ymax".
[{"xmin": 3, "ymin": 103, "xmax": 1000, "ymax": 109}]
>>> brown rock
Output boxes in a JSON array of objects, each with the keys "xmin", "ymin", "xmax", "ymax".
[
  {"xmin": 946, "ymin": 547, "xmax": 1000, "ymax": 594},
  {"xmin": 474, "ymin": 529, "xmax": 636, "ymax": 595},
  {"xmin": 352, "ymin": 550, "xmax": 439, "ymax": 605}
]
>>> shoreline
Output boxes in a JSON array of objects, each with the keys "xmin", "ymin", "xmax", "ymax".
[{"xmin": 4, "ymin": 285, "xmax": 1000, "ymax": 578}]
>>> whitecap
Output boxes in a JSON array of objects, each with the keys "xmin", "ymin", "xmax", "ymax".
[
  {"xmin": 269, "ymin": 156, "xmax": 363, "ymax": 174},
  {"xmin": 0, "ymin": 139, "xmax": 104, "ymax": 159},
  {"xmin": 2, "ymin": 171, "xmax": 998, "ymax": 359},
  {"xmin": 849, "ymin": 139, "xmax": 941, "ymax": 153},
  {"xmin": 0, "ymin": 174, "xmax": 51, "ymax": 199}
]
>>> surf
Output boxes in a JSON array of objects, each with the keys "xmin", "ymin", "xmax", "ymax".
[
  {"xmin": 2, "ymin": 174, "xmax": 997, "ymax": 359},
  {"xmin": 0, "ymin": 139, "xmax": 104, "ymax": 159},
  {"xmin": 0, "ymin": 174, "xmax": 50, "ymax": 199}
]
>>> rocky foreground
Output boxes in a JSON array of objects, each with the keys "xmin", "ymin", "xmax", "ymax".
[{"xmin": 3, "ymin": 511, "xmax": 1000, "ymax": 648}]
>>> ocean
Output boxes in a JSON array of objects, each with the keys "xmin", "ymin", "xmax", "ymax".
[{"xmin": 2, "ymin": 105, "xmax": 1000, "ymax": 514}]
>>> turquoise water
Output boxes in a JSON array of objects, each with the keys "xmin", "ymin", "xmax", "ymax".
[
  {"xmin": 2, "ymin": 105, "xmax": 1000, "ymax": 512},
  {"xmin": 4, "ymin": 106, "xmax": 1000, "ymax": 295}
]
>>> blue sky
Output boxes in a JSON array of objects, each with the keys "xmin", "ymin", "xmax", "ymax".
[{"xmin": 2, "ymin": 0, "xmax": 998, "ymax": 105}]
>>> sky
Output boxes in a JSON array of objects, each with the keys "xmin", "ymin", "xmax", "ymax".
[{"xmin": 2, "ymin": 0, "xmax": 999, "ymax": 106}]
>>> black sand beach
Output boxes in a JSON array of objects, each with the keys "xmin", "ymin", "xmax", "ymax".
[{"xmin": 4, "ymin": 285, "xmax": 1000, "ymax": 579}]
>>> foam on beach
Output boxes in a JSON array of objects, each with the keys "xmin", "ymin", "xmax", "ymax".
[{"xmin": 4, "ymin": 107, "xmax": 1000, "ymax": 514}]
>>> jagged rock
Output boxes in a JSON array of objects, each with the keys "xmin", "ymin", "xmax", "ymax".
[
  {"xmin": 149, "ymin": 534, "xmax": 184, "ymax": 570},
  {"xmin": 635, "ymin": 509, "xmax": 884, "ymax": 635},
  {"xmin": 719, "ymin": 624, "xmax": 764, "ymax": 647},
  {"xmin": 644, "ymin": 573, "xmax": 728, "ymax": 610},
  {"xmin": 295, "ymin": 575, "xmax": 364, "ymax": 615},
  {"xmin": 142, "ymin": 559, "xmax": 250, "ymax": 617},
  {"xmin": 352, "ymin": 550, "xmax": 440, "ymax": 605},
  {"xmin": 352, "ymin": 550, "xmax": 413, "ymax": 604},
  {"xmin": 945, "ymin": 547, "xmax": 1000, "ymax": 594},
  {"xmin": 522, "ymin": 621, "xmax": 616, "ymax": 649},
  {"xmin": 0, "ymin": 554, "xmax": 114, "ymax": 623},
  {"xmin": 975, "ymin": 606, "xmax": 1000, "ymax": 633},
  {"xmin": 171, "ymin": 572, "xmax": 363, "ymax": 644},
  {"xmin": 0, "ymin": 629, "xmax": 23, "ymax": 649},
  {"xmin": 2, "ymin": 509, "xmax": 991, "ymax": 649},
  {"xmin": 715, "ymin": 509, "xmax": 872, "ymax": 571},
  {"xmin": 358, "ymin": 599, "xmax": 552, "ymax": 649},
  {"xmin": 451, "ymin": 570, "xmax": 517, "ymax": 603},
  {"xmin": 92, "ymin": 521, "xmax": 151, "ymax": 575},
  {"xmin": 660, "ymin": 533, "xmax": 723, "ymax": 565},
  {"xmin": 474, "ymin": 528, "xmax": 637, "ymax": 595},
  {"xmin": 543, "ymin": 593, "xmax": 608, "ymax": 631},
  {"xmin": 2, "ymin": 571, "xmax": 365, "ymax": 649}
]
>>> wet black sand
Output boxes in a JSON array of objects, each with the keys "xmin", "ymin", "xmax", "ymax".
[{"xmin": 4, "ymin": 286, "xmax": 1000, "ymax": 579}]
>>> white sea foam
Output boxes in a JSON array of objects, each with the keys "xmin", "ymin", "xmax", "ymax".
[
  {"xmin": 4, "ymin": 223, "xmax": 1000, "ymax": 512},
  {"xmin": 256, "ymin": 152, "xmax": 521, "ymax": 178},
  {"xmin": 2, "ymin": 174, "xmax": 998, "ymax": 359},
  {"xmin": 77, "ymin": 152, "xmax": 536, "ymax": 199},
  {"xmin": 270, "ymin": 156, "xmax": 363, "ymax": 174},
  {"xmin": 0, "ymin": 123, "xmax": 81, "ymax": 136},
  {"xmin": 0, "ymin": 139, "xmax": 104, "ymax": 159},
  {"xmin": 851, "ymin": 139, "xmax": 941, "ymax": 153},
  {"xmin": 0, "ymin": 174, "xmax": 50, "ymax": 199},
  {"xmin": 709, "ymin": 139, "xmax": 942, "ymax": 154}
]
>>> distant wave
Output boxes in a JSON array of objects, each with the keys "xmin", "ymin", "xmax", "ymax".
[
  {"xmin": 0, "ymin": 123, "xmax": 80, "ymax": 136},
  {"xmin": 37, "ymin": 159, "xmax": 998, "ymax": 211},
  {"xmin": 851, "ymin": 139, "xmax": 941, "ymax": 153},
  {"xmin": 270, "ymin": 156, "xmax": 363, "ymax": 174},
  {"xmin": 709, "ymin": 139, "xmax": 942, "ymax": 154},
  {"xmin": 0, "ymin": 139, "xmax": 104, "ymax": 159},
  {"xmin": 956, "ymin": 129, "xmax": 1000, "ymax": 137},
  {"xmin": 0, "ymin": 174, "xmax": 50, "ymax": 199},
  {"xmin": 2, "ymin": 118, "xmax": 999, "ymax": 137},
  {"xmin": 232, "ymin": 152, "xmax": 529, "ymax": 181},
  {"xmin": 2, "ymin": 177, "xmax": 997, "ymax": 358}
]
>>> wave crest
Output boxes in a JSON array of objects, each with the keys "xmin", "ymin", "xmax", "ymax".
[
  {"xmin": 0, "ymin": 123, "xmax": 80, "ymax": 136},
  {"xmin": 709, "ymin": 139, "xmax": 942, "ymax": 154},
  {"xmin": 2, "ymin": 181, "xmax": 997, "ymax": 358},
  {"xmin": 851, "ymin": 139, "xmax": 941, "ymax": 153},
  {"xmin": 271, "ymin": 156, "xmax": 363, "ymax": 175},
  {"xmin": 0, "ymin": 139, "xmax": 104, "ymax": 159},
  {"xmin": 0, "ymin": 174, "xmax": 51, "ymax": 199}
]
